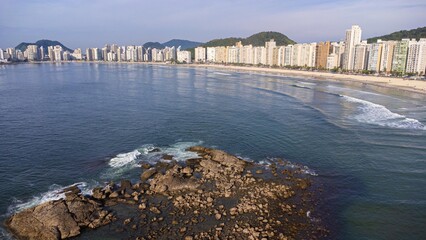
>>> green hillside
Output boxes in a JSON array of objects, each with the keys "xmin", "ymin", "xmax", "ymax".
[
  {"xmin": 368, "ymin": 27, "xmax": 426, "ymax": 43},
  {"xmin": 202, "ymin": 31, "xmax": 296, "ymax": 47},
  {"xmin": 15, "ymin": 40, "xmax": 73, "ymax": 54}
]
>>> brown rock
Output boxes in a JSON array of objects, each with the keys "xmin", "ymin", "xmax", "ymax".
[
  {"xmin": 140, "ymin": 168, "xmax": 157, "ymax": 182},
  {"xmin": 6, "ymin": 196, "xmax": 112, "ymax": 240}
]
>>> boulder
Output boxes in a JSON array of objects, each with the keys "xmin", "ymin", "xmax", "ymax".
[
  {"xmin": 140, "ymin": 168, "xmax": 157, "ymax": 182},
  {"xmin": 6, "ymin": 196, "xmax": 113, "ymax": 240}
]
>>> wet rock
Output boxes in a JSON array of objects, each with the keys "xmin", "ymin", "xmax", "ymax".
[
  {"xmin": 162, "ymin": 154, "xmax": 174, "ymax": 160},
  {"xmin": 140, "ymin": 168, "xmax": 157, "ymax": 182},
  {"xmin": 6, "ymin": 196, "xmax": 112, "ymax": 240}
]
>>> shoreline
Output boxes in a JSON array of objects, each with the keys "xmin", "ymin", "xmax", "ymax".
[
  {"xmin": 19, "ymin": 61, "xmax": 426, "ymax": 95},
  {"xmin": 186, "ymin": 64, "xmax": 426, "ymax": 95}
]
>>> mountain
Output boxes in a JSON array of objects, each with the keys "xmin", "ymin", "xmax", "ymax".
[
  {"xmin": 143, "ymin": 42, "xmax": 165, "ymax": 49},
  {"xmin": 162, "ymin": 39, "xmax": 203, "ymax": 50},
  {"xmin": 202, "ymin": 31, "xmax": 296, "ymax": 47},
  {"xmin": 367, "ymin": 26, "xmax": 426, "ymax": 43},
  {"xmin": 15, "ymin": 40, "xmax": 73, "ymax": 55}
]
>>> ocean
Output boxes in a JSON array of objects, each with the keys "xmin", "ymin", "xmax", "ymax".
[{"xmin": 0, "ymin": 63, "xmax": 425, "ymax": 239}]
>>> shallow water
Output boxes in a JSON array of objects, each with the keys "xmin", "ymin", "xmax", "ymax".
[{"xmin": 0, "ymin": 63, "xmax": 425, "ymax": 239}]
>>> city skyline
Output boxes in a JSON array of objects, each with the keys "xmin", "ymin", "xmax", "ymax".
[{"xmin": 1, "ymin": 0, "xmax": 425, "ymax": 49}]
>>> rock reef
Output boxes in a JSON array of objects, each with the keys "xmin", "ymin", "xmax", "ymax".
[{"xmin": 5, "ymin": 146, "xmax": 327, "ymax": 239}]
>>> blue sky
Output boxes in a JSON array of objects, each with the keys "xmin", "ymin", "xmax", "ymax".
[{"xmin": 0, "ymin": 0, "xmax": 425, "ymax": 49}]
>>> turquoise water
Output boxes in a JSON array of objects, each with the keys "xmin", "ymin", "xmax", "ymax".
[{"xmin": 0, "ymin": 63, "xmax": 425, "ymax": 239}]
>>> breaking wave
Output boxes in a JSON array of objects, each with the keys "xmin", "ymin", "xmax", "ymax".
[
  {"xmin": 341, "ymin": 95, "xmax": 426, "ymax": 130},
  {"xmin": 258, "ymin": 158, "xmax": 318, "ymax": 176},
  {"xmin": 102, "ymin": 141, "xmax": 202, "ymax": 179},
  {"xmin": 7, "ymin": 182, "xmax": 94, "ymax": 214}
]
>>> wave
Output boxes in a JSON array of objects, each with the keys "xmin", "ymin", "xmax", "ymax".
[
  {"xmin": 258, "ymin": 158, "xmax": 318, "ymax": 176},
  {"xmin": 291, "ymin": 84, "xmax": 312, "ymax": 90},
  {"xmin": 213, "ymin": 72, "xmax": 232, "ymax": 76},
  {"xmin": 108, "ymin": 150, "xmax": 141, "ymax": 168},
  {"xmin": 7, "ymin": 182, "xmax": 94, "ymax": 214},
  {"xmin": 102, "ymin": 141, "xmax": 203, "ymax": 179},
  {"xmin": 341, "ymin": 95, "xmax": 426, "ymax": 130}
]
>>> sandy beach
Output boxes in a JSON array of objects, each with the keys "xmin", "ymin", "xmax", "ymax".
[{"xmin": 186, "ymin": 64, "xmax": 426, "ymax": 94}]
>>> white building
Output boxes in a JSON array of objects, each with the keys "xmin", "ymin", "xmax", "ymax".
[
  {"xmin": 326, "ymin": 53, "xmax": 339, "ymax": 69},
  {"xmin": 379, "ymin": 40, "xmax": 396, "ymax": 73},
  {"xmin": 25, "ymin": 45, "xmax": 39, "ymax": 61},
  {"xmin": 177, "ymin": 49, "xmax": 191, "ymax": 63},
  {"xmin": 367, "ymin": 42, "xmax": 383, "ymax": 72},
  {"xmin": 0, "ymin": 48, "xmax": 4, "ymax": 60},
  {"xmin": 85, "ymin": 48, "xmax": 93, "ymax": 61},
  {"xmin": 194, "ymin": 47, "xmax": 206, "ymax": 63},
  {"xmin": 353, "ymin": 41, "xmax": 368, "ymax": 71},
  {"xmin": 53, "ymin": 46, "xmax": 63, "ymax": 62},
  {"xmin": 206, "ymin": 47, "xmax": 216, "ymax": 62},
  {"xmin": 71, "ymin": 48, "xmax": 83, "ymax": 60},
  {"xmin": 343, "ymin": 25, "xmax": 362, "ymax": 70},
  {"xmin": 284, "ymin": 45, "xmax": 293, "ymax": 66},
  {"xmin": 406, "ymin": 38, "xmax": 426, "ymax": 75},
  {"xmin": 265, "ymin": 39, "xmax": 276, "ymax": 66}
]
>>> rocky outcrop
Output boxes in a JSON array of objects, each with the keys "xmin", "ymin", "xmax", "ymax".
[
  {"xmin": 6, "ymin": 188, "xmax": 114, "ymax": 240},
  {"xmin": 5, "ymin": 146, "xmax": 327, "ymax": 239}
]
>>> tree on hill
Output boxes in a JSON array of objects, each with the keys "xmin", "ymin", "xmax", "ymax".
[
  {"xmin": 367, "ymin": 27, "xmax": 426, "ymax": 43},
  {"xmin": 201, "ymin": 31, "xmax": 296, "ymax": 48},
  {"xmin": 15, "ymin": 40, "xmax": 73, "ymax": 55}
]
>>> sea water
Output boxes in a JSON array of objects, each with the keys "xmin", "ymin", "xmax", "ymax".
[{"xmin": 0, "ymin": 63, "xmax": 425, "ymax": 239}]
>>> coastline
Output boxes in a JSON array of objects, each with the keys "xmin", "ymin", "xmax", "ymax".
[
  {"xmin": 21, "ymin": 61, "xmax": 426, "ymax": 95},
  {"xmin": 186, "ymin": 64, "xmax": 426, "ymax": 95}
]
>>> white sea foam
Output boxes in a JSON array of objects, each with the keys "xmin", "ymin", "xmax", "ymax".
[
  {"xmin": 297, "ymin": 81, "xmax": 317, "ymax": 86},
  {"xmin": 213, "ymin": 72, "xmax": 232, "ymax": 76},
  {"xmin": 102, "ymin": 141, "xmax": 203, "ymax": 179},
  {"xmin": 259, "ymin": 158, "xmax": 318, "ymax": 176},
  {"xmin": 159, "ymin": 141, "xmax": 203, "ymax": 162},
  {"xmin": 341, "ymin": 95, "xmax": 426, "ymax": 130},
  {"xmin": 108, "ymin": 150, "xmax": 141, "ymax": 168},
  {"xmin": 7, "ymin": 182, "xmax": 92, "ymax": 214}
]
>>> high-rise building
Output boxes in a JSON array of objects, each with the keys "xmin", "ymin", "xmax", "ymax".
[
  {"xmin": 48, "ymin": 46, "xmax": 55, "ymax": 61},
  {"xmin": 392, "ymin": 39, "xmax": 410, "ymax": 74},
  {"xmin": 39, "ymin": 46, "xmax": 44, "ymax": 60},
  {"xmin": 25, "ymin": 45, "xmax": 39, "ymax": 61},
  {"xmin": 86, "ymin": 48, "xmax": 93, "ymax": 61},
  {"xmin": 177, "ymin": 48, "xmax": 191, "ymax": 63},
  {"xmin": 206, "ymin": 47, "xmax": 216, "ymax": 62},
  {"xmin": 194, "ymin": 47, "xmax": 206, "ymax": 63},
  {"xmin": 326, "ymin": 54, "xmax": 339, "ymax": 69},
  {"xmin": 343, "ymin": 25, "xmax": 362, "ymax": 70},
  {"xmin": 214, "ymin": 47, "xmax": 227, "ymax": 63},
  {"xmin": 379, "ymin": 40, "xmax": 396, "ymax": 73},
  {"xmin": 227, "ymin": 46, "xmax": 239, "ymax": 63},
  {"xmin": 72, "ymin": 48, "xmax": 83, "ymax": 60},
  {"xmin": 6, "ymin": 48, "xmax": 17, "ymax": 60},
  {"xmin": 0, "ymin": 48, "xmax": 4, "ymax": 60},
  {"xmin": 277, "ymin": 46, "xmax": 286, "ymax": 67},
  {"xmin": 353, "ymin": 41, "xmax": 368, "ymax": 71},
  {"xmin": 53, "ymin": 46, "xmax": 63, "ymax": 62},
  {"xmin": 367, "ymin": 42, "xmax": 383, "ymax": 72},
  {"xmin": 315, "ymin": 41, "xmax": 331, "ymax": 69},
  {"xmin": 406, "ymin": 39, "xmax": 426, "ymax": 75},
  {"xmin": 265, "ymin": 39, "xmax": 276, "ymax": 66},
  {"xmin": 284, "ymin": 45, "xmax": 293, "ymax": 66}
]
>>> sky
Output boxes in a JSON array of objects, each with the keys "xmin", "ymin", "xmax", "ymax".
[{"xmin": 0, "ymin": 0, "xmax": 425, "ymax": 49}]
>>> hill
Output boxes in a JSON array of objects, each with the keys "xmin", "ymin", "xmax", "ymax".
[
  {"xmin": 202, "ymin": 31, "xmax": 296, "ymax": 47},
  {"xmin": 143, "ymin": 42, "xmax": 165, "ymax": 49},
  {"xmin": 162, "ymin": 39, "xmax": 203, "ymax": 50},
  {"xmin": 15, "ymin": 40, "xmax": 73, "ymax": 55},
  {"xmin": 367, "ymin": 26, "xmax": 426, "ymax": 43}
]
